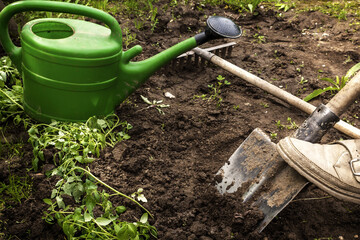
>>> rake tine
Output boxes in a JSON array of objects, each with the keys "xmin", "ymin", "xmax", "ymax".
[
  {"xmin": 171, "ymin": 42, "xmax": 237, "ymax": 70},
  {"xmin": 227, "ymin": 45, "xmax": 233, "ymax": 58},
  {"xmin": 194, "ymin": 54, "xmax": 200, "ymax": 67}
]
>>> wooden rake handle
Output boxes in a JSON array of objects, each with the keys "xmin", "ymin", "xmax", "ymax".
[{"xmin": 193, "ymin": 47, "xmax": 360, "ymax": 139}]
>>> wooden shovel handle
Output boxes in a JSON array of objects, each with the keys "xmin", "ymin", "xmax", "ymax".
[{"xmin": 326, "ymin": 71, "xmax": 360, "ymax": 116}]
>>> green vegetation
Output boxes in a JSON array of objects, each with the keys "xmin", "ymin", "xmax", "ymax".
[
  {"xmin": 304, "ymin": 63, "xmax": 360, "ymax": 102},
  {"xmin": 0, "ymin": 175, "xmax": 32, "ymax": 206},
  {"xmin": 194, "ymin": 75, "xmax": 231, "ymax": 107},
  {"xmin": 140, "ymin": 95, "xmax": 170, "ymax": 115},
  {"xmin": 276, "ymin": 117, "xmax": 298, "ymax": 130}
]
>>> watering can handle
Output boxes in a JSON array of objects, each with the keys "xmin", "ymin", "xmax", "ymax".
[{"xmin": 0, "ymin": 1, "xmax": 122, "ymax": 69}]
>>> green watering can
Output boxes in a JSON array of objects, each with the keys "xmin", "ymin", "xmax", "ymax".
[{"xmin": 0, "ymin": 1, "xmax": 241, "ymax": 122}]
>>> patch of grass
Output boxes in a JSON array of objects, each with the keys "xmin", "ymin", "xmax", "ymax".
[{"xmin": 0, "ymin": 174, "xmax": 32, "ymax": 206}]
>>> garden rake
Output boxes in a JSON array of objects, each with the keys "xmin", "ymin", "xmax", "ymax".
[
  {"xmin": 172, "ymin": 42, "xmax": 236, "ymax": 69},
  {"xmin": 191, "ymin": 46, "xmax": 360, "ymax": 232}
]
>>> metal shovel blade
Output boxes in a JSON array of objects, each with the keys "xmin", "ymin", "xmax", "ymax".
[{"xmin": 215, "ymin": 128, "xmax": 308, "ymax": 232}]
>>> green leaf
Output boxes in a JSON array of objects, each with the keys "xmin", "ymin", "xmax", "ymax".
[
  {"xmin": 84, "ymin": 212, "xmax": 92, "ymax": 222},
  {"xmin": 140, "ymin": 95, "xmax": 152, "ymax": 105},
  {"xmin": 140, "ymin": 213, "xmax": 148, "ymax": 224},
  {"xmin": 56, "ymin": 196, "xmax": 65, "ymax": 209},
  {"xmin": 72, "ymin": 182, "xmax": 84, "ymax": 202},
  {"xmin": 116, "ymin": 206, "xmax": 127, "ymax": 214},
  {"xmin": 85, "ymin": 195, "xmax": 96, "ymax": 212},
  {"xmin": 303, "ymin": 86, "xmax": 336, "ymax": 102},
  {"xmin": 51, "ymin": 189, "xmax": 58, "ymax": 198},
  {"xmin": 345, "ymin": 62, "xmax": 360, "ymax": 79},
  {"xmin": 43, "ymin": 198, "xmax": 53, "ymax": 205},
  {"xmin": 97, "ymin": 119, "xmax": 107, "ymax": 129},
  {"xmin": 95, "ymin": 217, "xmax": 112, "ymax": 226},
  {"xmin": 321, "ymin": 77, "xmax": 337, "ymax": 86},
  {"xmin": 127, "ymin": 223, "xmax": 137, "ymax": 237},
  {"xmin": 63, "ymin": 182, "xmax": 73, "ymax": 196}
]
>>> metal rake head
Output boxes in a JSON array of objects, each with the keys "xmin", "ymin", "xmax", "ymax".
[{"xmin": 171, "ymin": 42, "xmax": 236, "ymax": 69}]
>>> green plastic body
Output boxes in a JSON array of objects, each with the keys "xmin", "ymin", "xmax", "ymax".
[{"xmin": 0, "ymin": 1, "xmax": 198, "ymax": 122}]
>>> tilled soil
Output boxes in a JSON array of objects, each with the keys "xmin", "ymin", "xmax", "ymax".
[{"xmin": 1, "ymin": 2, "xmax": 360, "ymax": 239}]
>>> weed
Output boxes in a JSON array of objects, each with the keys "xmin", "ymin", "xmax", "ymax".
[
  {"xmin": 253, "ymin": 33, "xmax": 266, "ymax": 43},
  {"xmin": 123, "ymin": 27, "xmax": 137, "ymax": 49},
  {"xmin": 276, "ymin": 117, "xmax": 298, "ymax": 130},
  {"xmin": 299, "ymin": 76, "xmax": 308, "ymax": 84},
  {"xmin": 304, "ymin": 62, "xmax": 360, "ymax": 102},
  {"xmin": 43, "ymin": 167, "xmax": 156, "ymax": 239},
  {"xmin": 0, "ymin": 174, "xmax": 32, "ymax": 205},
  {"xmin": 207, "ymin": 75, "xmax": 231, "ymax": 107},
  {"xmin": 275, "ymin": 0, "xmax": 295, "ymax": 12},
  {"xmin": 260, "ymin": 102, "xmax": 269, "ymax": 108},
  {"xmin": 270, "ymin": 132, "xmax": 278, "ymax": 140},
  {"xmin": 140, "ymin": 95, "xmax": 170, "ymax": 115}
]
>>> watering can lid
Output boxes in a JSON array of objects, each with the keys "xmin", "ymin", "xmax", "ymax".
[{"xmin": 21, "ymin": 18, "xmax": 122, "ymax": 62}]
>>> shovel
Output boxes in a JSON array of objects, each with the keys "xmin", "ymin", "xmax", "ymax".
[{"xmin": 193, "ymin": 47, "xmax": 360, "ymax": 232}]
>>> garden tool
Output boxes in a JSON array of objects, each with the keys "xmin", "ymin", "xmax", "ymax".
[
  {"xmin": 193, "ymin": 47, "xmax": 360, "ymax": 232},
  {"xmin": 173, "ymin": 42, "xmax": 236, "ymax": 69},
  {"xmin": 0, "ymin": 1, "xmax": 242, "ymax": 122}
]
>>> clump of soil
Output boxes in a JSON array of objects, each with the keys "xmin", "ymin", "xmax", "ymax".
[{"xmin": 1, "ymin": 2, "xmax": 360, "ymax": 239}]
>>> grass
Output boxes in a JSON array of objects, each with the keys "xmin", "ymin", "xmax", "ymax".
[{"xmin": 0, "ymin": 174, "xmax": 32, "ymax": 206}]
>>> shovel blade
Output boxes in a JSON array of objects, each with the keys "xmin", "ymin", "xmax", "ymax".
[{"xmin": 215, "ymin": 128, "xmax": 308, "ymax": 232}]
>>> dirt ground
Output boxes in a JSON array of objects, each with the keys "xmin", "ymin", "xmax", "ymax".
[{"xmin": 1, "ymin": 1, "xmax": 360, "ymax": 239}]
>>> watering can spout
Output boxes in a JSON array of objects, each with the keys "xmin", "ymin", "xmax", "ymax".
[
  {"xmin": 117, "ymin": 15, "xmax": 242, "ymax": 104},
  {"xmin": 116, "ymin": 37, "xmax": 199, "ymax": 104}
]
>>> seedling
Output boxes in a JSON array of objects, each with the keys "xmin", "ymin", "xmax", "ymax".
[
  {"xmin": 253, "ymin": 33, "xmax": 266, "ymax": 43},
  {"xmin": 233, "ymin": 105, "xmax": 240, "ymax": 110},
  {"xmin": 140, "ymin": 95, "xmax": 170, "ymax": 115},
  {"xmin": 270, "ymin": 132, "xmax": 278, "ymax": 140},
  {"xmin": 260, "ymin": 102, "xmax": 269, "ymax": 108},
  {"xmin": 276, "ymin": 117, "xmax": 298, "ymax": 130},
  {"xmin": 299, "ymin": 77, "xmax": 308, "ymax": 84}
]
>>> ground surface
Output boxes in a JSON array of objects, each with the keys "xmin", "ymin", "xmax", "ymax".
[{"xmin": 1, "ymin": 1, "xmax": 360, "ymax": 239}]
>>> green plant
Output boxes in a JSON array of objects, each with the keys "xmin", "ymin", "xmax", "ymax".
[
  {"xmin": 207, "ymin": 75, "xmax": 231, "ymax": 107},
  {"xmin": 260, "ymin": 102, "xmax": 269, "ymax": 108},
  {"xmin": 140, "ymin": 95, "xmax": 170, "ymax": 115},
  {"xmin": 123, "ymin": 27, "xmax": 137, "ymax": 49},
  {"xmin": 253, "ymin": 33, "xmax": 266, "ymax": 43},
  {"xmin": 304, "ymin": 62, "xmax": 360, "ymax": 102},
  {"xmin": 43, "ymin": 167, "xmax": 156, "ymax": 239},
  {"xmin": 276, "ymin": 117, "xmax": 298, "ymax": 130},
  {"xmin": 275, "ymin": 0, "xmax": 295, "ymax": 12},
  {"xmin": 299, "ymin": 76, "xmax": 308, "ymax": 84},
  {"xmin": 270, "ymin": 132, "xmax": 278, "ymax": 139},
  {"xmin": 0, "ymin": 174, "xmax": 32, "ymax": 205}
]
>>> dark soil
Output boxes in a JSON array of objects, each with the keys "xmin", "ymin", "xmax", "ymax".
[{"xmin": 1, "ymin": 2, "xmax": 360, "ymax": 239}]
